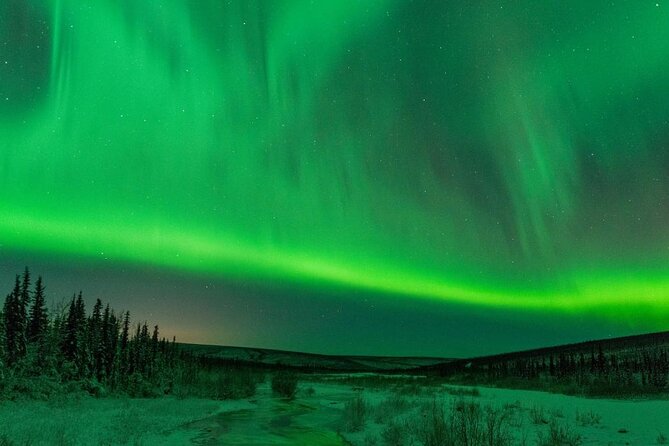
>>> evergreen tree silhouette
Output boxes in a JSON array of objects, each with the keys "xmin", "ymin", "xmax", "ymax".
[
  {"xmin": 3, "ymin": 276, "xmax": 26, "ymax": 366},
  {"xmin": 100, "ymin": 304, "xmax": 111, "ymax": 381},
  {"xmin": 104, "ymin": 308, "xmax": 119, "ymax": 385},
  {"xmin": 120, "ymin": 311, "xmax": 130, "ymax": 353},
  {"xmin": 88, "ymin": 298, "xmax": 103, "ymax": 379},
  {"xmin": 62, "ymin": 292, "xmax": 87, "ymax": 377},
  {"xmin": 119, "ymin": 311, "xmax": 131, "ymax": 380},
  {"xmin": 140, "ymin": 322, "xmax": 150, "ymax": 375},
  {"xmin": 1, "ymin": 269, "xmax": 190, "ymax": 398},
  {"xmin": 19, "ymin": 268, "xmax": 30, "ymax": 343},
  {"xmin": 0, "ymin": 307, "xmax": 6, "ymax": 373},
  {"xmin": 28, "ymin": 276, "xmax": 48, "ymax": 343},
  {"xmin": 62, "ymin": 295, "xmax": 78, "ymax": 361},
  {"xmin": 150, "ymin": 325, "xmax": 159, "ymax": 377},
  {"xmin": 151, "ymin": 325, "xmax": 159, "ymax": 360}
]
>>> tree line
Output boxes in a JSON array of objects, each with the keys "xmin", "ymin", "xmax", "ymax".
[
  {"xmin": 437, "ymin": 338, "xmax": 669, "ymax": 396},
  {"xmin": 0, "ymin": 268, "xmax": 184, "ymax": 398}
]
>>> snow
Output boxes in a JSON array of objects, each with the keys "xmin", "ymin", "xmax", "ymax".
[
  {"xmin": 0, "ymin": 378, "xmax": 666, "ymax": 444},
  {"xmin": 333, "ymin": 381, "xmax": 669, "ymax": 446}
]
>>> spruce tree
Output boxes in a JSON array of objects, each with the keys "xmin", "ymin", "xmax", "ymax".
[
  {"xmin": 2, "ymin": 295, "xmax": 11, "ymax": 365},
  {"xmin": 0, "ymin": 308, "xmax": 6, "ymax": 374},
  {"xmin": 62, "ymin": 296, "xmax": 79, "ymax": 361},
  {"xmin": 119, "ymin": 311, "xmax": 130, "ymax": 376},
  {"xmin": 3, "ymin": 269, "xmax": 185, "ymax": 395},
  {"xmin": 98, "ymin": 304, "xmax": 118, "ymax": 381},
  {"xmin": 4, "ymin": 276, "xmax": 26, "ymax": 366},
  {"xmin": 20, "ymin": 267, "xmax": 31, "ymax": 309},
  {"xmin": 151, "ymin": 325, "xmax": 159, "ymax": 359},
  {"xmin": 74, "ymin": 293, "xmax": 88, "ymax": 375},
  {"xmin": 150, "ymin": 325, "xmax": 159, "ymax": 377},
  {"xmin": 140, "ymin": 323, "xmax": 149, "ymax": 375},
  {"xmin": 28, "ymin": 276, "xmax": 48, "ymax": 343},
  {"xmin": 129, "ymin": 322, "xmax": 142, "ymax": 375},
  {"xmin": 120, "ymin": 311, "xmax": 130, "ymax": 353},
  {"xmin": 19, "ymin": 268, "xmax": 30, "ymax": 343},
  {"xmin": 88, "ymin": 298, "xmax": 103, "ymax": 378},
  {"xmin": 105, "ymin": 309, "xmax": 118, "ymax": 384},
  {"xmin": 62, "ymin": 292, "xmax": 87, "ymax": 376}
]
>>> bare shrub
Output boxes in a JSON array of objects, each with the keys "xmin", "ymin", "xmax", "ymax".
[
  {"xmin": 271, "ymin": 372, "xmax": 298, "ymax": 399},
  {"xmin": 483, "ymin": 405, "xmax": 512, "ymax": 446},
  {"xmin": 412, "ymin": 399, "xmax": 511, "ymax": 446},
  {"xmin": 414, "ymin": 398, "xmax": 450, "ymax": 446},
  {"xmin": 503, "ymin": 400, "xmax": 522, "ymax": 411},
  {"xmin": 342, "ymin": 394, "xmax": 367, "ymax": 432},
  {"xmin": 537, "ymin": 421, "xmax": 582, "ymax": 446},
  {"xmin": 575, "ymin": 409, "xmax": 601, "ymax": 426},
  {"xmin": 452, "ymin": 399, "xmax": 484, "ymax": 445},
  {"xmin": 502, "ymin": 404, "xmax": 523, "ymax": 429},
  {"xmin": 549, "ymin": 408, "xmax": 564, "ymax": 419},
  {"xmin": 213, "ymin": 368, "xmax": 257, "ymax": 400},
  {"xmin": 529, "ymin": 405, "xmax": 548, "ymax": 424},
  {"xmin": 373, "ymin": 392, "xmax": 410, "ymax": 423},
  {"xmin": 382, "ymin": 420, "xmax": 406, "ymax": 446}
]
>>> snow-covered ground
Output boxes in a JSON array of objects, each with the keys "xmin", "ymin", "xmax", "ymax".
[
  {"xmin": 472, "ymin": 385, "xmax": 668, "ymax": 445},
  {"xmin": 0, "ymin": 396, "xmax": 223, "ymax": 445},
  {"xmin": 335, "ymin": 382, "xmax": 669, "ymax": 446},
  {"xmin": 0, "ymin": 379, "xmax": 666, "ymax": 444}
]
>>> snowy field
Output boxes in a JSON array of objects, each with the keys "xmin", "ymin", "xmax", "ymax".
[
  {"xmin": 0, "ymin": 378, "xmax": 667, "ymax": 445},
  {"xmin": 336, "ymin": 382, "xmax": 669, "ymax": 446}
]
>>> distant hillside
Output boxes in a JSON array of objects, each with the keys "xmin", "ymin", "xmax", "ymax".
[
  {"xmin": 418, "ymin": 330, "xmax": 669, "ymax": 396},
  {"xmin": 178, "ymin": 343, "xmax": 454, "ymax": 372},
  {"xmin": 423, "ymin": 330, "xmax": 669, "ymax": 374}
]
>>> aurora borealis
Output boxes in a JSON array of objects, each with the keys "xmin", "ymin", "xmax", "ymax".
[{"xmin": 2, "ymin": 1, "xmax": 669, "ymax": 355}]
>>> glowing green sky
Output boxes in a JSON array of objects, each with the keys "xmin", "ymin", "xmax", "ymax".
[{"xmin": 2, "ymin": 1, "xmax": 669, "ymax": 353}]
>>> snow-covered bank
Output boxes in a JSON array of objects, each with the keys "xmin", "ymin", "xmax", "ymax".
[{"xmin": 334, "ymin": 381, "xmax": 669, "ymax": 446}]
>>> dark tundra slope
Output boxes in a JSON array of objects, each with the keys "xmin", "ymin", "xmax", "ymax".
[
  {"xmin": 178, "ymin": 330, "xmax": 669, "ymax": 396},
  {"xmin": 421, "ymin": 330, "xmax": 669, "ymax": 395},
  {"xmin": 425, "ymin": 330, "xmax": 669, "ymax": 373},
  {"xmin": 180, "ymin": 330, "xmax": 669, "ymax": 376},
  {"xmin": 178, "ymin": 343, "xmax": 453, "ymax": 372}
]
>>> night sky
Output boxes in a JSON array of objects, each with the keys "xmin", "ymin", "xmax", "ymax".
[{"xmin": 1, "ymin": 1, "xmax": 669, "ymax": 357}]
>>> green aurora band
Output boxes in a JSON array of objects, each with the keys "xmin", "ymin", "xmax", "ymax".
[{"xmin": 2, "ymin": 1, "xmax": 669, "ymax": 325}]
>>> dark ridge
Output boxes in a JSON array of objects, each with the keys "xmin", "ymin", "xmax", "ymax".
[
  {"xmin": 177, "ymin": 342, "xmax": 456, "ymax": 373},
  {"xmin": 421, "ymin": 330, "xmax": 669, "ymax": 374}
]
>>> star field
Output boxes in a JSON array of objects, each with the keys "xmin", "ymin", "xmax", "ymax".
[{"xmin": 1, "ymin": 1, "xmax": 669, "ymax": 354}]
